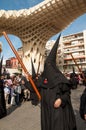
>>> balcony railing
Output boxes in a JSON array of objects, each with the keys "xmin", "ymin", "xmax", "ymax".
[{"xmin": 64, "ymin": 55, "xmax": 85, "ymax": 60}]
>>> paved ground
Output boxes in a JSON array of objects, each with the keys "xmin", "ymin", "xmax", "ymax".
[
  {"xmin": 0, "ymin": 85, "xmax": 86, "ymax": 130},
  {"xmin": 71, "ymin": 85, "xmax": 86, "ymax": 130}
]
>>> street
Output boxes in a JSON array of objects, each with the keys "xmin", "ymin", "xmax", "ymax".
[
  {"xmin": 71, "ymin": 85, "xmax": 86, "ymax": 130},
  {"xmin": 0, "ymin": 85, "xmax": 86, "ymax": 130}
]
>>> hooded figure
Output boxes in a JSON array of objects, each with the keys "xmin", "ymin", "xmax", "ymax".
[
  {"xmin": 31, "ymin": 58, "xmax": 37, "ymax": 79},
  {"xmin": 70, "ymin": 66, "xmax": 78, "ymax": 89},
  {"xmin": 41, "ymin": 34, "xmax": 69, "ymax": 88},
  {"xmin": 30, "ymin": 58, "xmax": 40, "ymax": 105},
  {"xmin": 39, "ymin": 34, "xmax": 77, "ymax": 130},
  {"xmin": 0, "ymin": 57, "xmax": 7, "ymax": 119},
  {"xmin": 79, "ymin": 88, "xmax": 86, "ymax": 120}
]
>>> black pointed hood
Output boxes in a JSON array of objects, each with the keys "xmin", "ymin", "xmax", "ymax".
[
  {"xmin": 41, "ymin": 34, "xmax": 69, "ymax": 88},
  {"xmin": 0, "ymin": 57, "xmax": 3, "ymax": 77},
  {"xmin": 72, "ymin": 66, "xmax": 75, "ymax": 73},
  {"xmin": 31, "ymin": 58, "xmax": 36, "ymax": 79},
  {"xmin": 46, "ymin": 33, "xmax": 61, "ymax": 65}
]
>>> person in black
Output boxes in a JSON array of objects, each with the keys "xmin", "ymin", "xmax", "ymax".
[
  {"xmin": 38, "ymin": 34, "xmax": 77, "ymax": 130},
  {"xmin": 24, "ymin": 34, "xmax": 77, "ymax": 130},
  {"xmin": 70, "ymin": 67, "xmax": 78, "ymax": 89},
  {"xmin": 0, "ymin": 57, "xmax": 7, "ymax": 119},
  {"xmin": 30, "ymin": 58, "xmax": 40, "ymax": 106},
  {"xmin": 79, "ymin": 88, "xmax": 86, "ymax": 120},
  {"xmin": 83, "ymin": 69, "xmax": 86, "ymax": 86}
]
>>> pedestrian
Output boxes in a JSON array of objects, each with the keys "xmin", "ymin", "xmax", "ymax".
[
  {"xmin": 78, "ymin": 74, "xmax": 83, "ymax": 86},
  {"xmin": 20, "ymin": 76, "xmax": 30, "ymax": 102},
  {"xmin": 4, "ymin": 80, "xmax": 10, "ymax": 107},
  {"xmin": 0, "ymin": 57, "xmax": 7, "ymax": 119},
  {"xmin": 10, "ymin": 84, "xmax": 16, "ymax": 106},
  {"xmin": 16, "ymin": 82, "xmax": 22, "ymax": 103},
  {"xmin": 38, "ymin": 34, "xmax": 77, "ymax": 130},
  {"xmin": 83, "ymin": 69, "xmax": 86, "ymax": 86},
  {"xmin": 70, "ymin": 67, "xmax": 78, "ymax": 89},
  {"xmin": 0, "ymin": 78, "xmax": 7, "ymax": 119},
  {"xmin": 30, "ymin": 58, "xmax": 40, "ymax": 106},
  {"xmin": 79, "ymin": 87, "xmax": 86, "ymax": 120}
]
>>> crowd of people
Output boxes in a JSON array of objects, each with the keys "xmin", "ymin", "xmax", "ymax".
[
  {"xmin": 3, "ymin": 73, "xmax": 30, "ymax": 107},
  {"xmin": 0, "ymin": 72, "xmax": 31, "ymax": 119}
]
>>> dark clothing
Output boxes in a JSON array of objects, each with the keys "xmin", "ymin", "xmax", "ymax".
[
  {"xmin": 79, "ymin": 88, "xmax": 86, "ymax": 120},
  {"xmin": 39, "ymin": 78, "xmax": 77, "ymax": 130},
  {"xmin": 0, "ymin": 79, "xmax": 7, "ymax": 119},
  {"xmin": 36, "ymin": 34, "xmax": 77, "ymax": 130},
  {"xmin": 83, "ymin": 70, "xmax": 86, "ymax": 86},
  {"xmin": 21, "ymin": 76, "xmax": 39, "ymax": 105},
  {"xmin": 30, "ymin": 91, "xmax": 39, "ymax": 106},
  {"xmin": 28, "ymin": 34, "xmax": 77, "ymax": 130},
  {"xmin": 70, "ymin": 73, "xmax": 78, "ymax": 89},
  {"xmin": 28, "ymin": 80, "xmax": 40, "ymax": 106}
]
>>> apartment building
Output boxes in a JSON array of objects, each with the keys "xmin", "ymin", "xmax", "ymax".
[
  {"xmin": 6, "ymin": 57, "xmax": 18, "ymax": 68},
  {"xmin": 45, "ymin": 30, "xmax": 86, "ymax": 74},
  {"xmin": 6, "ymin": 47, "xmax": 23, "ymax": 69},
  {"xmin": 62, "ymin": 30, "xmax": 86, "ymax": 73}
]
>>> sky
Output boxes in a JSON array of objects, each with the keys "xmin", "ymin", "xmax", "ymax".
[{"xmin": 0, "ymin": 0, "xmax": 86, "ymax": 60}]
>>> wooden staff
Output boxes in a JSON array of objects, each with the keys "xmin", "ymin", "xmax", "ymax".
[
  {"xmin": 70, "ymin": 53, "xmax": 86, "ymax": 81},
  {"xmin": 2, "ymin": 31, "xmax": 41, "ymax": 101}
]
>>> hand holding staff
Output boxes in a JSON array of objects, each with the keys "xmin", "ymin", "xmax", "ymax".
[{"xmin": 2, "ymin": 31, "xmax": 41, "ymax": 101}]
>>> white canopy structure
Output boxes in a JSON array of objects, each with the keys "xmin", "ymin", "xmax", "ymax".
[{"xmin": 0, "ymin": 0, "xmax": 86, "ymax": 73}]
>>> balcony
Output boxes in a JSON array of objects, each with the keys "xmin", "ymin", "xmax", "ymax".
[
  {"xmin": 63, "ymin": 35, "xmax": 83, "ymax": 43},
  {"xmin": 63, "ymin": 43, "xmax": 84, "ymax": 49},
  {"xmin": 63, "ymin": 61, "xmax": 86, "ymax": 66},
  {"xmin": 64, "ymin": 55, "xmax": 85, "ymax": 61},
  {"xmin": 64, "ymin": 49, "xmax": 85, "ymax": 54}
]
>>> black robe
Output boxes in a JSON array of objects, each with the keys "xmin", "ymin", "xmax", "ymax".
[
  {"xmin": 0, "ymin": 79, "xmax": 7, "ymax": 119},
  {"xmin": 70, "ymin": 73, "xmax": 78, "ymax": 89},
  {"xmin": 39, "ymin": 79, "xmax": 77, "ymax": 130},
  {"xmin": 28, "ymin": 61, "xmax": 77, "ymax": 130},
  {"xmin": 79, "ymin": 88, "xmax": 86, "ymax": 120},
  {"xmin": 28, "ymin": 79, "xmax": 40, "ymax": 106},
  {"xmin": 28, "ymin": 62, "xmax": 77, "ymax": 130},
  {"xmin": 21, "ymin": 76, "xmax": 40, "ymax": 106},
  {"xmin": 27, "ymin": 34, "xmax": 77, "ymax": 130}
]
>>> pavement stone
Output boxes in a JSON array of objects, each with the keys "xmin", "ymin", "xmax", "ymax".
[
  {"xmin": 71, "ymin": 85, "xmax": 86, "ymax": 130},
  {"xmin": 0, "ymin": 85, "xmax": 86, "ymax": 130}
]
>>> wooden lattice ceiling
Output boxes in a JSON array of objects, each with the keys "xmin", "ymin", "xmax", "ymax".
[{"xmin": 0, "ymin": 0, "xmax": 86, "ymax": 73}]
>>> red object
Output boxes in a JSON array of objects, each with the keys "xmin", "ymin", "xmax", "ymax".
[{"xmin": 44, "ymin": 79, "xmax": 48, "ymax": 84}]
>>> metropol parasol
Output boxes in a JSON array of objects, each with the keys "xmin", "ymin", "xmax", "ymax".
[{"xmin": 0, "ymin": 0, "xmax": 86, "ymax": 74}]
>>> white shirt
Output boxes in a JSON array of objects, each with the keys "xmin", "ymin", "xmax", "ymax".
[{"xmin": 4, "ymin": 86, "xmax": 10, "ymax": 94}]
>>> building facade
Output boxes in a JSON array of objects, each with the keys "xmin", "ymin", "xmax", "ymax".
[
  {"xmin": 45, "ymin": 30, "xmax": 86, "ymax": 74},
  {"xmin": 62, "ymin": 30, "xmax": 86, "ymax": 73},
  {"xmin": 6, "ymin": 57, "xmax": 18, "ymax": 68},
  {"xmin": 6, "ymin": 48, "xmax": 22, "ymax": 69}
]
